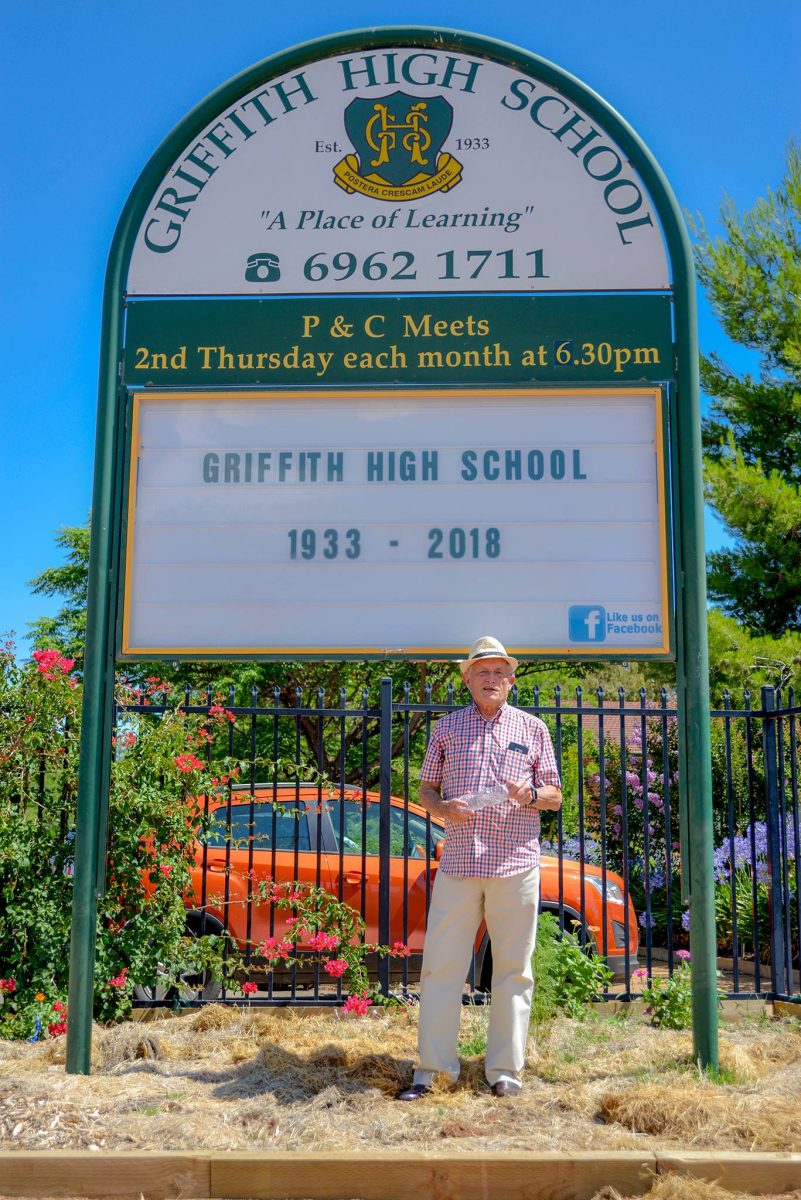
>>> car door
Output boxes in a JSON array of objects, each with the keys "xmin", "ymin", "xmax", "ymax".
[
  {"xmin": 196, "ymin": 792, "xmax": 332, "ymax": 955},
  {"xmin": 321, "ymin": 796, "xmax": 441, "ymax": 952}
]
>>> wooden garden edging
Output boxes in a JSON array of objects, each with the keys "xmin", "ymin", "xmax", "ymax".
[{"xmin": 1, "ymin": 1150, "xmax": 801, "ymax": 1199}]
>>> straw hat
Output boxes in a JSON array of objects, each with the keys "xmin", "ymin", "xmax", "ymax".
[{"xmin": 459, "ymin": 635, "xmax": 519, "ymax": 677}]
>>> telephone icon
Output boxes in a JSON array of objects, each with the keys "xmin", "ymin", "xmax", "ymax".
[{"xmin": 245, "ymin": 252, "xmax": 281, "ymax": 283}]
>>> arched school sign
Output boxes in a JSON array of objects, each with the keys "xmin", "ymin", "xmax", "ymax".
[
  {"xmin": 67, "ymin": 27, "xmax": 718, "ymax": 1072},
  {"xmin": 128, "ymin": 49, "xmax": 668, "ymax": 292},
  {"xmin": 120, "ymin": 38, "xmax": 676, "ymax": 659}
]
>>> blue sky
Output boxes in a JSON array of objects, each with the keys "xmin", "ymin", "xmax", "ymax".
[{"xmin": 2, "ymin": 0, "xmax": 799, "ymax": 652}]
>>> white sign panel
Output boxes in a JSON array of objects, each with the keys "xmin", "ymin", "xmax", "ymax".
[
  {"xmin": 122, "ymin": 389, "xmax": 670, "ymax": 657},
  {"xmin": 127, "ymin": 51, "xmax": 669, "ymax": 295}
]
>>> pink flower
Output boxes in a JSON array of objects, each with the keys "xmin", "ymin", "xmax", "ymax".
[
  {"xmin": 0, "ymin": 978, "xmax": 16, "ymax": 994},
  {"xmin": 676, "ymin": 949, "xmax": 691, "ymax": 961},
  {"xmin": 209, "ymin": 704, "xmax": 236, "ymax": 724},
  {"xmin": 342, "ymin": 991, "xmax": 373, "ymax": 1017},
  {"xmin": 48, "ymin": 1021, "xmax": 67, "ymax": 1038},
  {"xmin": 258, "ymin": 937, "xmax": 292, "ymax": 961},
  {"xmin": 32, "ymin": 648, "xmax": 74, "ymax": 680},
  {"xmin": 108, "ymin": 968, "xmax": 128, "ymax": 989},
  {"xmin": 323, "ymin": 958, "xmax": 349, "ymax": 978},
  {"xmin": 173, "ymin": 752, "xmax": 204, "ymax": 773},
  {"xmin": 632, "ymin": 968, "xmax": 649, "ymax": 979},
  {"xmin": 241, "ymin": 981, "xmax": 258, "ymax": 996},
  {"xmin": 52, "ymin": 1001, "xmax": 67, "ymax": 1014},
  {"xmin": 391, "ymin": 941, "xmax": 411, "ymax": 958},
  {"xmin": 308, "ymin": 931, "xmax": 340, "ymax": 952}
]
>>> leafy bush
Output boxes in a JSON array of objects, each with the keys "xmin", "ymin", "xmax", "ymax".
[
  {"xmin": 531, "ymin": 910, "xmax": 613, "ymax": 1025},
  {"xmin": 0, "ymin": 648, "xmax": 412, "ymax": 1039},
  {"xmin": 634, "ymin": 951, "xmax": 724, "ymax": 1030},
  {"xmin": 0, "ymin": 653, "xmax": 239, "ymax": 1037},
  {"xmin": 0, "ymin": 642, "xmax": 80, "ymax": 1036},
  {"xmin": 251, "ymin": 877, "xmax": 411, "ymax": 1006}
]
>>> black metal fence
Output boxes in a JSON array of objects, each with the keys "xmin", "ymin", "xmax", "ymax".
[{"xmin": 120, "ymin": 682, "xmax": 800, "ymax": 1006}]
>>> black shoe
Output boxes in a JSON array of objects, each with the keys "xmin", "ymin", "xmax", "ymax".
[
  {"xmin": 397, "ymin": 1083, "xmax": 431, "ymax": 1101},
  {"xmin": 491, "ymin": 1080, "xmax": 517, "ymax": 1097}
]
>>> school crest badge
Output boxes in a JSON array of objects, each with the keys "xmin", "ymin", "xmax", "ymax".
[{"xmin": 334, "ymin": 93, "xmax": 462, "ymax": 201}]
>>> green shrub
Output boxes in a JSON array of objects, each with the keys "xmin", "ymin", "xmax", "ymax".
[
  {"xmin": 0, "ymin": 655, "xmax": 239, "ymax": 1037},
  {"xmin": 635, "ymin": 952, "xmax": 725, "ymax": 1030},
  {"xmin": 0, "ymin": 649, "xmax": 412, "ymax": 1038},
  {"xmin": 531, "ymin": 910, "xmax": 613, "ymax": 1025}
]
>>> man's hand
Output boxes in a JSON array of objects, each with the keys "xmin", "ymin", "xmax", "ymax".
[
  {"xmin": 440, "ymin": 797, "xmax": 473, "ymax": 825},
  {"xmin": 419, "ymin": 780, "xmax": 473, "ymax": 825},
  {"xmin": 505, "ymin": 779, "xmax": 563, "ymax": 811},
  {"xmin": 505, "ymin": 778, "xmax": 533, "ymax": 807}
]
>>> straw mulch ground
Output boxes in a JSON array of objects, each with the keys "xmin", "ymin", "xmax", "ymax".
[
  {"xmin": 0, "ymin": 1004, "xmax": 799, "ymax": 1196},
  {"xmin": 591, "ymin": 1182, "xmax": 801, "ymax": 1200}
]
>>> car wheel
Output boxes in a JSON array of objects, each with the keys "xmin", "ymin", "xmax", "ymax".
[{"xmin": 132, "ymin": 913, "xmax": 227, "ymax": 1005}]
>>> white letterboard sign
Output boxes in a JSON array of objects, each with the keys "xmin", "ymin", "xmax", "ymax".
[{"xmin": 122, "ymin": 388, "xmax": 670, "ymax": 657}]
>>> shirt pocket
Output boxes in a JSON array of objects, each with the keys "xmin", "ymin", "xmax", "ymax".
[{"xmin": 505, "ymin": 742, "xmax": 531, "ymax": 782}]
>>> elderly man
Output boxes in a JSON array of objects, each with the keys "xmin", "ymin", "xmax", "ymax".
[{"xmin": 398, "ymin": 636, "xmax": 562, "ymax": 1101}]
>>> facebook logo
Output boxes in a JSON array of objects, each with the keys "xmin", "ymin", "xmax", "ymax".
[{"xmin": 568, "ymin": 605, "xmax": 607, "ymax": 642}]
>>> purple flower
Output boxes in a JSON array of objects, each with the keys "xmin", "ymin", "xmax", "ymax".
[
  {"xmin": 711, "ymin": 818, "xmax": 796, "ymax": 886},
  {"xmin": 540, "ymin": 834, "xmax": 602, "ymax": 866},
  {"xmin": 676, "ymin": 949, "xmax": 691, "ymax": 960},
  {"xmin": 648, "ymin": 866, "xmax": 666, "ymax": 891},
  {"xmin": 639, "ymin": 912, "xmax": 656, "ymax": 928},
  {"xmin": 681, "ymin": 910, "xmax": 691, "ymax": 931}
]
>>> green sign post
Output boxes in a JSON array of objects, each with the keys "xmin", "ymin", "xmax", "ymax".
[{"xmin": 67, "ymin": 27, "xmax": 717, "ymax": 1071}]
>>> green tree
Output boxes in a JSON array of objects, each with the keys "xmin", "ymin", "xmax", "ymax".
[
  {"xmin": 706, "ymin": 608, "xmax": 801, "ymax": 702},
  {"xmin": 693, "ymin": 142, "xmax": 801, "ymax": 636},
  {"xmin": 28, "ymin": 524, "xmax": 90, "ymax": 666}
]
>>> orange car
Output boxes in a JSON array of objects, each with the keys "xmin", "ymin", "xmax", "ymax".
[{"xmin": 147, "ymin": 784, "xmax": 638, "ymax": 997}]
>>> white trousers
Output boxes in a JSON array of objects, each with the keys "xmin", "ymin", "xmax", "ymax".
[{"xmin": 413, "ymin": 866, "xmax": 540, "ymax": 1088}]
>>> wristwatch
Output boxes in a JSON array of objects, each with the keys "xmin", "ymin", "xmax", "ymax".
[{"xmin": 531, "ymin": 787, "xmax": 539, "ymax": 806}]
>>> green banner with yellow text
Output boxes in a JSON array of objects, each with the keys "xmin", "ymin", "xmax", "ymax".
[{"xmin": 124, "ymin": 293, "xmax": 673, "ymax": 387}]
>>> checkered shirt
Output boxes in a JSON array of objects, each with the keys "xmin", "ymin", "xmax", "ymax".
[{"xmin": 420, "ymin": 702, "xmax": 561, "ymax": 878}]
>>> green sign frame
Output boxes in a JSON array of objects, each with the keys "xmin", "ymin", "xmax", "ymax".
[{"xmin": 67, "ymin": 26, "xmax": 717, "ymax": 1073}]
